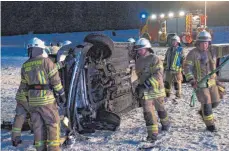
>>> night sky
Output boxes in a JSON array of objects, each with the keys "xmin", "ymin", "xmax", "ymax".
[{"xmin": 1, "ymin": 1, "xmax": 229, "ymax": 36}]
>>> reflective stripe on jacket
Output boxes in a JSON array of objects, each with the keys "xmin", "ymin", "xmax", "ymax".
[
  {"xmin": 164, "ymin": 46, "xmax": 185, "ymax": 72},
  {"xmin": 19, "ymin": 56, "xmax": 64, "ymax": 106},
  {"xmin": 136, "ymin": 54, "xmax": 165, "ymax": 99},
  {"xmin": 183, "ymin": 45, "xmax": 229, "ymax": 85}
]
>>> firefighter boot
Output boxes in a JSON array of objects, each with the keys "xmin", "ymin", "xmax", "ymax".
[
  {"xmin": 206, "ymin": 125, "xmax": 217, "ymax": 132},
  {"xmin": 166, "ymin": 92, "xmax": 171, "ymax": 98},
  {"xmin": 162, "ymin": 123, "xmax": 171, "ymax": 131},
  {"xmin": 12, "ymin": 136, "xmax": 22, "ymax": 147},
  {"xmin": 146, "ymin": 134, "xmax": 158, "ymax": 143},
  {"xmin": 175, "ymin": 91, "xmax": 181, "ymax": 99},
  {"xmin": 64, "ymin": 135, "xmax": 75, "ymax": 146}
]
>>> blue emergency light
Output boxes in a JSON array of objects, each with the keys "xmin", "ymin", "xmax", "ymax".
[{"xmin": 140, "ymin": 13, "xmax": 147, "ymax": 19}]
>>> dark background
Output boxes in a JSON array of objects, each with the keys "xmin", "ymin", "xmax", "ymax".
[{"xmin": 2, "ymin": 1, "xmax": 229, "ymax": 36}]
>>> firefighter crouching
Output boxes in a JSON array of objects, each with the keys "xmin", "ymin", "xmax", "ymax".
[
  {"xmin": 135, "ymin": 38, "xmax": 170, "ymax": 142},
  {"xmin": 164, "ymin": 35, "xmax": 185, "ymax": 99},
  {"xmin": 183, "ymin": 30, "xmax": 229, "ymax": 132},
  {"xmin": 19, "ymin": 37, "xmax": 66, "ymax": 150}
]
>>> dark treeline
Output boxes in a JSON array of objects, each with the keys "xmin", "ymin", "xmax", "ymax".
[{"xmin": 2, "ymin": 1, "xmax": 229, "ymax": 36}]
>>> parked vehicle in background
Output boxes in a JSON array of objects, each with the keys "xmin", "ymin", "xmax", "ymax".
[{"xmin": 140, "ymin": 10, "xmax": 213, "ymax": 46}]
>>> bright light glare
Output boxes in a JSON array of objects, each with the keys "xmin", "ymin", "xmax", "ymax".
[
  {"xmin": 141, "ymin": 14, "xmax": 146, "ymax": 19},
  {"xmin": 160, "ymin": 14, "xmax": 165, "ymax": 19},
  {"xmin": 168, "ymin": 12, "xmax": 174, "ymax": 18},
  {"xmin": 151, "ymin": 14, "xmax": 157, "ymax": 20},
  {"xmin": 158, "ymin": 31, "xmax": 162, "ymax": 34},
  {"xmin": 179, "ymin": 11, "xmax": 185, "ymax": 16}
]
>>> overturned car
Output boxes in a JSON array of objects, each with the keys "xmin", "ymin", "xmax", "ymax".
[
  {"xmin": 1, "ymin": 34, "xmax": 140, "ymax": 138},
  {"xmin": 53, "ymin": 33, "xmax": 140, "ymax": 137}
]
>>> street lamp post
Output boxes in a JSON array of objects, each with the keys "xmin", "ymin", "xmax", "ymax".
[
  {"xmin": 176, "ymin": 18, "xmax": 178, "ymax": 34},
  {"xmin": 205, "ymin": 1, "xmax": 207, "ymax": 29}
]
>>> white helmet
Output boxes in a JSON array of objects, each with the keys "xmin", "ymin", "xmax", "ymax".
[
  {"xmin": 171, "ymin": 35, "xmax": 181, "ymax": 43},
  {"xmin": 63, "ymin": 40, "xmax": 72, "ymax": 46},
  {"xmin": 27, "ymin": 37, "xmax": 45, "ymax": 49},
  {"xmin": 134, "ymin": 38, "xmax": 152, "ymax": 50},
  {"xmin": 127, "ymin": 38, "xmax": 136, "ymax": 43},
  {"xmin": 196, "ymin": 30, "xmax": 212, "ymax": 42}
]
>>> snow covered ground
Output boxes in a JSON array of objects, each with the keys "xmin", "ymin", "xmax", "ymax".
[
  {"xmin": 1, "ymin": 56, "xmax": 229, "ymax": 151},
  {"xmin": 1, "ymin": 27, "xmax": 229, "ymax": 151}
]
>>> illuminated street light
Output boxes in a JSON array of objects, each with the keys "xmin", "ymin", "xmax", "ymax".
[
  {"xmin": 179, "ymin": 11, "xmax": 185, "ymax": 16},
  {"xmin": 168, "ymin": 12, "xmax": 174, "ymax": 18},
  {"xmin": 160, "ymin": 14, "xmax": 165, "ymax": 19},
  {"xmin": 151, "ymin": 14, "xmax": 157, "ymax": 20}
]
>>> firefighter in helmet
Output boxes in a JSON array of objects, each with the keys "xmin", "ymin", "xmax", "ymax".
[
  {"xmin": 48, "ymin": 40, "xmax": 72, "ymax": 70},
  {"xmin": 164, "ymin": 35, "xmax": 185, "ymax": 100},
  {"xmin": 184, "ymin": 30, "xmax": 229, "ymax": 132},
  {"xmin": 49, "ymin": 41, "xmax": 63, "ymax": 62},
  {"xmin": 135, "ymin": 38, "xmax": 170, "ymax": 142},
  {"xmin": 127, "ymin": 38, "xmax": 137, "ymax": 60},
  {"xmin": 18, "ymin": 37, "xmax": 66, "ymax": 150}
]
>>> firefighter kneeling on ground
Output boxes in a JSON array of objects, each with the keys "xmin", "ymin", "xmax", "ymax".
[
  {"xmin": 135, "ymin": 38, "xmax": 170, "ymax": 142},
  {"xmin": 17, "ymin": 37, "xmax": 66, "ymax": 151},
  {"xmin": 164, "ymin": 35, "xmax": 185, "ymax": 100},
  {"xmin": 183, "ymin": 30, "xmax": 229, "ymax": 132}
]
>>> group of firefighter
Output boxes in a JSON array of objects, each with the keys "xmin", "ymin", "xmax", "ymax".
[
  {"xmin": 11, "ymin": 30, "xmax": 229, "ymax": 150},
  {"xmin": 130, "ymin": 30, "xmax": 229, "ymax": 142}
]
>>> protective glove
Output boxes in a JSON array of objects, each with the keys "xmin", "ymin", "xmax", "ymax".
[
  {"xmin": 59, "ymin": 93, "xmax": 67, "ymax": 107},
  {"xmin": 189, "ymin": 79, "xmax": 197, "ymax": 89}
]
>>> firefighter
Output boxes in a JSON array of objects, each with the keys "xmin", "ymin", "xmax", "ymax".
[
  {"xmin": 164, "ymin": 35, "xmax": 185, "ymax": 99},
  {"xmin": 127, "ymin": 38, "xmax": 137, "ymax": 60},
  {"xmin": 184, "ymin": 30, "xmax": 229, "ymax": 132},
  {"xmin": 135, "ymin": 38, "xmax": 170, "ymax": 142},
  {"xmin": 11, "ymin": 89, "xmax": 30, "ymax": 146},
  {"xmin": 49, "ymin": 41, "xmax": 63, "ymax": 63},
  {"xmin": 18, "ymin": 37, "xmax": 66, "ymax": 150},
  {"xmin": 49, "ymin": 40, "xmax": 73, "ymax": 69}
]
